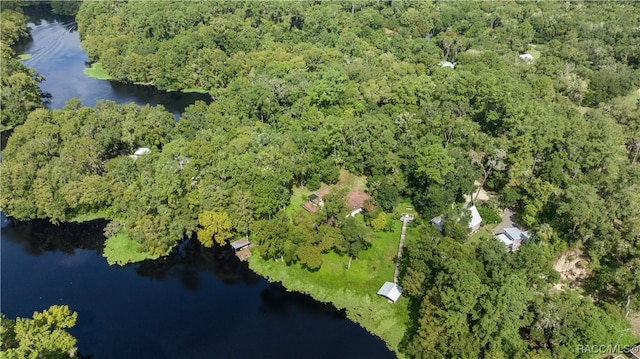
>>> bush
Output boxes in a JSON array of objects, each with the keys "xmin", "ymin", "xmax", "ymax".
[
  {"xmin": 306, "ymin": 175, "xmax": 321, "ymax": 192},
  {"xmin": 499, "ymin": 186, "xmax": 522, "ymax": 207},
  {"xmin": 477, "ymin": 205, "xmax": 501, "ymax": 225}
]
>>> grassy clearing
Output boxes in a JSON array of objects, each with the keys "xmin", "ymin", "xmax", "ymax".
[
  {"xmin": 286, "ymin": 170, "xmax": 367, "ymax": 219},
  {"xmin": 83, "ymin": 62, "xmax": 112, "ymax": 80},
  {"xmin": 249, "ymin": 219, "xmax": 412, "ymax": 357},
  {"xmin": 181, "ymin": 87, "xmax": 207, "ymax": 94},
  {"xmin": 68, "ymin": 210, "xmax": 109, "ymax": 223},
  {"xmin": 336, "ymin": 169, "xmax": 367, "ymax": 191},
  {"xmin": 528, "ymin": 44, "xmax": 542, "ymax": 59},
  {"xmin": 103, "ymin": 233, "xmax": 158, "ymax": 265},
  {"xmin": 17, "ymin": 53, "xmax": 31, "ymax": 61},
  {"xmin": 286, "ymin": 185, "xmax": 311, "ymax": 219},
  {"xmin": 618, "ymin": 87, "xmax": 640, "ymax": 107},
  {"xmin": 468, "ymin": 226, "xmax": 496, "ymax": 246}
]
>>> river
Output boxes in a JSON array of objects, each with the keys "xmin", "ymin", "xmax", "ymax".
[{"xmin": 1, "ymin": 6, "xmax": 395, "ymax": 358}]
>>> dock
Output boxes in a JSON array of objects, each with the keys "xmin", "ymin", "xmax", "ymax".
[{"xmin": 394, "ymin": 214, "xmax": 414, "ymax": 283}]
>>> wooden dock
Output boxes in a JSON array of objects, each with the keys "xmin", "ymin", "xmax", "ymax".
[
  {"xmin": 236, "ymin": 247, "xmax": 252, "ymax": 261},
  {"xmin": 394, "ymin": 214, "xmax": 413, "ymax": 283}
]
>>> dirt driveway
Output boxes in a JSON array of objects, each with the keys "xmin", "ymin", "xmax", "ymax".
[{"xmin": 493, "ymin": 208, "xmax": 517, "ymax": 234}]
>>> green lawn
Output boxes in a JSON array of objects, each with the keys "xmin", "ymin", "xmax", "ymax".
[
  {"xmin": 468, "ymin": 226, "xmax": 496, "ymax": 246},
  {"xmin": 103, "ymin": 233, "xmax": 159, "ymax": 265},
  {"xmin": 528, "ymin": 44, "xmax": 543, "ymax": 59},
  {"xmin": 285, "ymin": 185, "xmax": 311, "ymax": 220},
  {"xmin": 249, "ymin": 219, "xmax": 413, "ymax": 357},
  {"xmin": 83, "ymin": 62, "xmax": 112, "ymax": 80},
  {"xmin": 619, "ymin": 87, "xmax": 640, "ymax": 107}
]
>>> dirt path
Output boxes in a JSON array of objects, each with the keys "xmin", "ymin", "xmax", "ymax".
[
  {"xmin": 393, "ymin": 218, "xmax": 410, "ymax": 284},
  {"xmin": 493, "ymin": 208, "xmax": 517, "ymax": 234},
  {"xmin": 464, "ymin": 180, "xmax": 491, "ymax": 204}
]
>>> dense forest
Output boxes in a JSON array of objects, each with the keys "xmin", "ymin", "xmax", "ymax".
[{"xmin": 2, "ymin": 1, "xmax": 640, "ymax": 358}]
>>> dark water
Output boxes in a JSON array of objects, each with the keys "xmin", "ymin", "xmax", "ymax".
[
  {"xmin": 1, "ymin": 221, "xmax": 394, "ymax": 358},
  {"xmin": 1, "ymin": 6, "xmax": 396, "ymax": 359}
]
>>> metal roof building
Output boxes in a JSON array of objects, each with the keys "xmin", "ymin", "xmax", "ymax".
[{"xmin": 377, "ymin": 282, "xmax": 402, "ymax": 303}]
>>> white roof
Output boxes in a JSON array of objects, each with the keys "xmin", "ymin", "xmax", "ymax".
[
  {"xmin": 134, "ymin": 147, "xmax": 151, "ymax": 156},
  {"xmin": 468, "ymin": 205, "xmax": 482, "ymax": 229},
  {"xmin": 230, "ymin": 237, "xmax": 251, "ymax": 250},
  {"xmin": 519, "ymin": 53, "xmax": 534, "ymax": 62},
  {"xmin": 377, "ymin": 282, "xmax": 402, "ymax": 303},
  {"xmin": 430, "ymin": 216, "xmax": 443, "ymax": 231},
  {"xmin": 504, "ymin": 227, "xmax": 529, "ymax": 241},
  {"xmin": 497, "ymin": 233, "xmax": 513, "ymax": 246},
  {"xmin": 439, "ymin": 61, "xmax": 455, "ymax": 69}
]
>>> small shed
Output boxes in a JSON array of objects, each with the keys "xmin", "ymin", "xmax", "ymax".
[
  {"xmin": 439, "ymin": 61, "xmax": 455, "ymax": 69},
  {"xmin": 377, "ymin": 282, "xmax": 402, "ymax": 303},
  {"xmin": 230, "ymin": 237, "xmax": 252, "ymax": 251},
  {"xmin": 430, "ymin": 216, "xmax": 444, "ymax": 232},
  {"xmin": 134, "ymin": 147, "xmax": 151, "ymax": 156},
  {"xmin": 518, "ymin": 53, "xmax": 535, "ymax": 63},
  {"xmin": 130, "ymin": 147, "xmax": 151, "ymax": 160}
]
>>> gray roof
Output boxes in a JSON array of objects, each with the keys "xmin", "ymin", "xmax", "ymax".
[
  {"xmin": 504, "ymin": 227, "xmax": 528, "ymax": 241},
  {"xmin": 230, "ymin": 237, "xmax": 251, "ymax": 250},
  {"xmin": 430, "ymin": 216, "xmax": 443, "ymax": 232},
  {"xmin": 377, "ymin": 282, "xmax": 402, "ymax": 303}
]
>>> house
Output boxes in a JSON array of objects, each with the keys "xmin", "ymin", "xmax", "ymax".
[
  {"xmin": 308, "ymin": 193, "xmax": 322, "ymax": 206},
  {"xmin": 439, "ymin": 61, "xmax": 455, "ymax": 69},
  {"xmin": 468, "ymin": 205, "xmax": 482, "ymax": 233},
  {"xmin": 496, "ymin": 227, "xmax": 529, "ymax": 252},
  {"xmin": 130, "ymin": 147, "xmax": 151, "ymax": 160},
  {"xmin": 377, "ymin": 282, "xmax": 402, "ymax": 303},
  {"xmin": 430, "ymin": 205, "xmax": 482, "ymax": 233},
  {"xmin": 519, "ymin": 53, "xmax": 535, "ymax": 64},
  {"xmin": 301, "ymin": 187, "xmax": 331, "ymax": 213},
  {"xmin": 346, "ymin": 189, "xmax": 370, "ymax": 217}
]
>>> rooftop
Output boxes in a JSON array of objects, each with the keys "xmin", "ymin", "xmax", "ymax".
[
  {"xmin": 302, "ymin": 202, "xmax": 319, "ymax": 213},
  {"xmin": 439, "ymin": 61, "xmax": 455, "ymax": 69},
  {"xmin": 315, "ymin": 187, "xmax": 331, "ymax": 198},
  {"xmin": 230, "ymin": 237, "xmax": 252, "ymax": 251},
  {"xmin": 346, "ymin": 190, "xmax": 370, "ymax": 210},
  {"xmin": 377, "ymin": 282, "xmax": 402, "ymax": 303},
  {"xmin": 468, "ymin": 205, "xmax": 482, "ymax": 229}
]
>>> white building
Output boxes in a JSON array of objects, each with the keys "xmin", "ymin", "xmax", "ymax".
[
  {"xmin": 496, "ymin": 227, "xmax": 529, "ymax": 251},
  {"xmin": 439, "ymin": 61, "xmax": 455, "ymax": 69},
  {"xmin": 377, "ymin": 282, "xmax": 403, "ymax": 303}
]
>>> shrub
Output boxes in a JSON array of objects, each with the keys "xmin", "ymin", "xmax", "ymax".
[{"xmin": 477, "ymin": 205, "xmax": 501, "ymax": 225}]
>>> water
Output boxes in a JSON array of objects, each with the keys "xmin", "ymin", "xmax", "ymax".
[
  {"xmin": 1, "ymin": 220, "xmax": 394, "ymax": 358},
  {"xmin": 1, "ymin": 6, "xmax": 396, "ymax": 359},
  {"xmin": 16, "ymin": 11, "xmax": 211, "ymax": 119}
]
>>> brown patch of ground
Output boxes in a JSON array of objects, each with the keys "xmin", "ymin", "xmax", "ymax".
[
  {"xmin": 553, "ymin": 248, "xmax": 590, "ymax": 291},
  {"xmin": 337, "ymin": 169, "xmax": 367, "ymax": 192}
]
